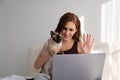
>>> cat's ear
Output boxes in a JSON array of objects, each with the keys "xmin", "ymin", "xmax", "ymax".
[{"xmin": 50, "ymin": 30, "xmax": 55, "ymax": 37}]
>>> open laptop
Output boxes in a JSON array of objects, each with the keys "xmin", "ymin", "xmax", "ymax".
[{"xmin": 52, "ymin": 53, "xmax": 106, "ymax": 80}]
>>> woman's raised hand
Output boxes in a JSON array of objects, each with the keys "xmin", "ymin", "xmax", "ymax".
[{"xmin": 79, "ymin": 34, "xmax": 94, "ymax": 53}]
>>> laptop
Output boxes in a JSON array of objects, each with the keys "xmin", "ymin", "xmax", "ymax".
[{"xmin": 52, "ymin": 53, "xmax": 106, "ymax": 80}]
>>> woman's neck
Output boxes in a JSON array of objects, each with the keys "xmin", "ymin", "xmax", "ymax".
[{"xmin": 61, "ymin": 39, "xmax": 74, "ymax": 51}]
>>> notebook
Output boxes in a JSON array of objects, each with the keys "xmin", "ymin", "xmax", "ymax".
[{"xmin": 52, "ymin": 53, "xmax": 106, "ymax": 80}]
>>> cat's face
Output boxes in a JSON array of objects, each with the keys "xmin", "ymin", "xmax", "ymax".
[{"xmin": 50, "ymin": 31, "xmax": 62, "ymax": 43}]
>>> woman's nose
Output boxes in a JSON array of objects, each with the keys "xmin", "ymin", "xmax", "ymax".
[{"xmin": 65, "ymin": 30, "xmax": 69, "ymax": 35}]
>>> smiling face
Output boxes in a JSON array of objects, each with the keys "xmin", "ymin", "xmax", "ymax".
[
  {"xmin": 61, "ymin": 21, "xmax": 77, "ymax": 41},
  {"xmin": 55, "ymin": 12, "xmax": 81, "ymax": 42}
]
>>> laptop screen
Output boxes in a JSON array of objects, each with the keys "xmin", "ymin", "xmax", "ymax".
[{"xmin": 52, "ymin": 53, "xmax": 106, "ymax": 80}]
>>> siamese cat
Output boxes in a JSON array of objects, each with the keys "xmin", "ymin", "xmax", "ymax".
[
  {"xmin": 40, "ymin": 30, "xmax": 62, "ymax": 76},
  {"xmin": 27, "ymin": 31, "xmax": 62, "ymax": 80}
]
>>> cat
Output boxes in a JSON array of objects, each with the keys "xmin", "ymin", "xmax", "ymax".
[
  {"xmin": 26, "ymin": 31, "xmax": 62, "ymax": 80},
  {"xmin": 47, "ymin": 30, "xmax": 62, "ymax": 55},
  {"xmin": 42, "ymin": 30, "xmax": 62, "ymax": 74}
]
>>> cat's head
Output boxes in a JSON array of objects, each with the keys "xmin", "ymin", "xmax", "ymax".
[{"xmin": 50, "ymin": 31, "xmax": 62, "ymax": 43}]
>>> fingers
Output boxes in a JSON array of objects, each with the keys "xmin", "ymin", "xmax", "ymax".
[
  {"xmin": 80, "ymin": 33, "xmax": 94, "ymax": 53},
  {"xmin": 83, "ymin": 34, "xmax": 89, "ymax": 43},
  {"xmin": 83, "ymin": 34, "xmax": 85, "ymax": 43},
  {"xmin": 87, "ymin": 34, "xmax": 91, "ymax": 43},
  {"xmin": 82, "ymin": 34, "xmax": 94, "ymax": 44}
]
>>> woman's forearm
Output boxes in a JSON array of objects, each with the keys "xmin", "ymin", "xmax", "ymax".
[{"xmin": 34, "ymin": 51, "xmax": 51, "ymax": 69}]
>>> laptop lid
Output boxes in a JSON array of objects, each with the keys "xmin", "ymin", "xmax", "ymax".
[{"xmin": 52, "ymin": 53, "xmax": 106, "ymax": 80}]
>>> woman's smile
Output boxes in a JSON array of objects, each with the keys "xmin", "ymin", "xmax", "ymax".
[{"xmin": 61, "ymin": 21, "xmax": 77, "ymax": 41}]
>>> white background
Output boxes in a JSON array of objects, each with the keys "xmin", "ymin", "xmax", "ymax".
[{"xmin": 0, "ymin": 0, "xmax": 108, "ymax": 77}]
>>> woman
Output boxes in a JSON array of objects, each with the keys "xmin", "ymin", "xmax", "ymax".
[
  {"xmin": 55, "ymin": 12, "xmax": 94, "ymax": 54},
  {"xmin": 34, "ymin": 12, "xmax": 94, "ymax": 79}
]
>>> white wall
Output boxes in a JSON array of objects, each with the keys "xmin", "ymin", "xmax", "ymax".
[{"xmin": 0, "ymin": 0, "xmax": 108, "ymax": 77}]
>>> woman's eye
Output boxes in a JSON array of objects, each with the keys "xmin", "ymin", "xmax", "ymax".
[
  {"xmin": 63, "ymin": 27, "xmax": 74, "ymax": 31},
  {"xmin": 69, "ymin": 29, "xmax": 74, "ymax": 31},
  {"xmin": 63, "ymin": 27, "xmax": 67, "ymax": 30}
]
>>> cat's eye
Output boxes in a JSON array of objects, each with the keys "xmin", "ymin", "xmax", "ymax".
[{"xmin": 54, "ymin": 37, "xmax": 57, "ymax": 40}]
